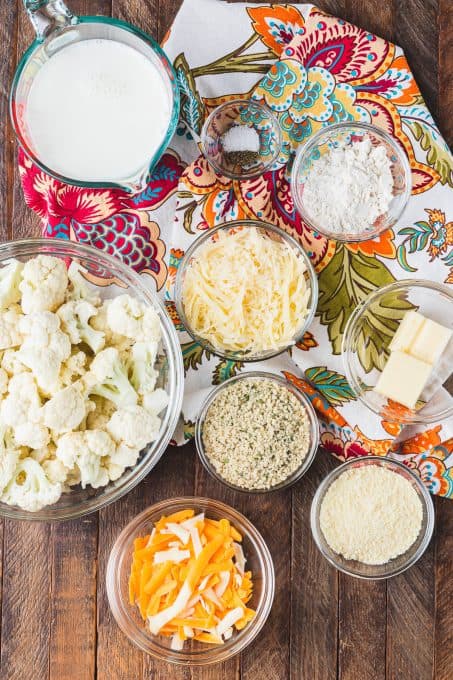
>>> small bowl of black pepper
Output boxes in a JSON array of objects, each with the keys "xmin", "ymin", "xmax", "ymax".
[
  {"xmin": 195, "ymin": 371, "xmax": 319, "ymax": 493},
  {"xmin": 200, "ymin": 99, "xmax": 282, "ymax": 179}
]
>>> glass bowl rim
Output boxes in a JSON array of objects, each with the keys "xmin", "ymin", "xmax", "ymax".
[
  {"xmin": 195, "ymin": 370, "xmax": 320, "ymax": 493},
  {"xmin": 0, "ymin": 237, "xmax": 184, "ymax": 521},
  {"xmin": 174, "ymin": 219, "xmax": 319, "ymax": 362},
  {"xmin": 341, "ymin": 278, "xmax": 453, "ymax": 424},
  {"xmin": 290, "ymin": 120, "xmax": 413, "ymax": 243},
  {"xmin": 310, "ymin": 455, "xmax": 435, "ymax": 580},
  {"xmin": 106, "ymin": 495, "xmax": 276, "ymax": 665},
  {"xmin": 200, "ymin": 98, "xmax": 283, "ymax": 180},
  {"xmin": 9, "ymin": 15, "xmax": 180, "ymax": 193}
]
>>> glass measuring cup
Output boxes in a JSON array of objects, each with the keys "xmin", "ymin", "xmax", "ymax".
[{"xmin": 10, "ymin": 0, "xmax": 180, "ymax": 193}]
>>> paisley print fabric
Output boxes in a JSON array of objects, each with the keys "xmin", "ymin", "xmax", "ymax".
[{"xmin": 19, "ymin": 0, "xmax": 453, "ymax": 497}]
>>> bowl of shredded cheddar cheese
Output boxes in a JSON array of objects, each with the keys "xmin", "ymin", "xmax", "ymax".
[{"xmin": 175, "ymin": 221, "xmax": 318, "ymax": 361}]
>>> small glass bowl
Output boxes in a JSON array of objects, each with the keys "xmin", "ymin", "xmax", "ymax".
[
  {"xmin": 174, "ymin": 220, "xmax": 318, "ymax": 362},
  {"xmin": 106, "ymin": 496, "xmax": 275, "ymax": 665},
  {"xmin": 310, "ymin": 456, "xmax": 435, "ymax": 580},
  {"xmin": 195, "ymin": 371, "xmax": 320, "ymax": 493},
  {"xmin": 342, "ymin": 279, "xmax": 453, "ymax": 424},
  {"xmin": 200, "ymin": 99, "xmax": 282, "ymax": 179},
  {"xmin": 291, "ymin": 122, "xmax": 412, "ymax": 242},
  {"xmin": 0, "ymin": 239, "xmax": 184, "ymax": 521}
]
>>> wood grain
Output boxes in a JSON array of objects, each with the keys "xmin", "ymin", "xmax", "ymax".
[{"xmin": 0, "ymin": 1, "xmax": 452, "ymax": 679}]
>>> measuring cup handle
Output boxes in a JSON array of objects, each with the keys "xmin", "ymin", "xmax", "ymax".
[{"xmin": 24, "ymin": 0, "xmax": 75, "ymax": 39}]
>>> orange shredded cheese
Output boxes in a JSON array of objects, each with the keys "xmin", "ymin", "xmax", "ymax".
[{"xmin": 129, "ymin": 509, "xmax": 255, "ymax": 649}]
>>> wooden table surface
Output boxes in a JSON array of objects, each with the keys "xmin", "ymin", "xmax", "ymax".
[{"xmin": 0, "ymin": 1, "xmax": 452, "ymax": 679}]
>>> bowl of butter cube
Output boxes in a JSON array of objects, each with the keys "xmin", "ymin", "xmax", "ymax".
[{"xmin": 342, "ymin": 280, "xmax": 453, "ymax": 424}]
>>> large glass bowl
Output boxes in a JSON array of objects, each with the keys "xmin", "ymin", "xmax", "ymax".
[
  {"xmin": 195, "ymin": 371, "xmax": 319, "ymax": 493},
  {"xmin": 174, "ymin": 220, "xmax": 318, "ymax": 362},
  {"xmin": 342, "ymin": 279, "xmax": 453, "ymax": 424},
  {"xmin": 310, "ymin": 456, "xmax": 435, "ymax": 580},
  {"xmin": 0, "ymin": 238, "xmax": 184, "ymax": 521},
  {"xmin": 106, "ymin": 496, "xmax": 275, "ymax": 665},
  {"xmin": 291, "ymin": 122, "xmax": 412, "ymax": 242}
]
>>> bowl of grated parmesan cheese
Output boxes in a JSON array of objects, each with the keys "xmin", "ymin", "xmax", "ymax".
[
  {"xmin": 310, "ymin": 456, "xmax": 434, "ymax": 579},
  {"xmin": 175, "ymin": 221, "xmax": 318, "ymax": 361},
  {"xmin": 291, "ymin": 122, "xmax": 412, "ymax": 242}
]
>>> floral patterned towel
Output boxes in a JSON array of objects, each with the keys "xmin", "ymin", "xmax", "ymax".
[{"xmin": 19, "ymin": 1, "xmax": 453, "ymax": 497}]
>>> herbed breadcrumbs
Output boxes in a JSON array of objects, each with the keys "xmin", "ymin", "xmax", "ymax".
[{"xmin": 201, "ymin": 377, "xmax": 311, "ymax": 490}]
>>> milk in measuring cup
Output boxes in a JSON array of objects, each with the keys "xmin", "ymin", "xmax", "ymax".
[{"xmin": 24, "ymin": 38, "xmax": 172, "ymax": 183}]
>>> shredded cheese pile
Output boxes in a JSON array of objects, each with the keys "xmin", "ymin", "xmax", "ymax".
[
  {"xmin": 182, "ymin": 227, "xmax": 310, "ymax": 354},
  {"xmin": 129, "ymin": 509, "xmax": 255, "ymax": 650}
]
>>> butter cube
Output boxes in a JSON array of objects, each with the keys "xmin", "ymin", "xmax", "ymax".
[
  {"xmin": 389, "ymin": 311, "xmax": 425, "ymax": 353},
  {"xmin": 375, "ymin": 350, "xmax": 432, "ymax": 409},
  {"xmin": 409, "ymin": 318, "xmax": 452, "ymax": 365}
]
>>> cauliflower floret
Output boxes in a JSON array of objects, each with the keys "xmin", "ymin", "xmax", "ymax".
[
  {"xmin": 14, "ymin": 422, "xmax": 50, "ymax": 450},
  {"xmin": 60, "ymin": 350, "xmax": 88, "ymax": 387},
  {"xmin": 1, "ymin": 349, "xmax": 27, "ymax": 376},
  {"xmin": 42, "ymin": 384, "xmax": 87, "ymax": 434},
  {"xmin": 86, "ymin": 347, "xmax": 137, "ymax": 409},
  {"xmin": 91, "ymin": 302, "xmax": 133, "ymax": 351},
  {"xmin": 57, "ymin": 300, "xmax": 105, "ymax": 353},
  {"xmin": 0, "ymin": 425, "xmax": 20, "ymax": 494},
  {"xmin": 56, "ymin": 429, "xmax": 115, "ymax": 489},
  {"xmin": 106, "ymin": 294, "xmax": 161, "ymax": 342},
  {"xmin": 1, "ymin": 458, "xmax": 62, "ymax": 512},
  {"xmin": 142, "ymin": 388, "xmax": 169, "ymax": 416},
  {"xmin": 0, "ymin": 259, "xmax": 23, "ymax": 310},
  {"xmin": 0, "ymin": 367, "xmax": 8, "ymax": 395},
  {"xmin": 42, "ymin": 457, "xmax": 69, "ymax": 485},
  {"xmin": 107, "ymin": 405, "xmax": 161, "ymax": 450},
  {"xmin": 0, "ymin": 306, "xmax": 24, "ymax": 350},
  {"xmin": 129, "ymin": 341, "xmax": 159, "ymax": 395},
  {"xmin": 86, "ymin": 395, "xmax": 116, "ymax": 430},
  {"xmin": 107, "ymin": 443, "xmax": 141, "ymax": 481},
  {"xmin": 19, "ymin": 255, "xmax": 68, "ymax": 314},
  {"xmin": 66, "ymin": 261, "xmax": 101, "ymax": 305},
  {"xmin": 17, "ymin": 312, "xmax": 71, "ymax": 394}
]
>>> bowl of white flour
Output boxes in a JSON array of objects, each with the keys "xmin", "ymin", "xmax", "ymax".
[{"xmin": 291, "ymin": 122, "xmax": 412, "ymax": 242}]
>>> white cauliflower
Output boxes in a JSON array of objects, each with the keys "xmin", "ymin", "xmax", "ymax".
[
  {"xmin": 0, "ymin": 425, "xmax": 20, "ymax": 494},
  {"xmin": 0, "ymin": 306, "xmax": 24, "ymax": 350},
  {"xmin": 67, "ymin": 261, "xmax": 101, "ymax": 305},
  {"xmin": 87, "ymin": 347, "xmax": 138, "ymax": 408},
  {"xmin": 17, "ymin": 312, "xmax": 71, "ymax": 394},
  {"xmin": 106, "ymin": 294, "xmax": 161, "ymax": 342},
  {"xmin": 1, "ymin": 349, "xmax": 27, "ymax": 376},
  {"xmin": 0, "ymin": 367, "xmax": 8, "ymax": 395},
  {"xmin": 107, "ymin": 405, "xmax": 161, "ymax": 450},
  {"xmin": 0, "ymin": 373, "xmax": 50, "ymax": 449},
  {"xmin": 19, "ymin": 255, "xmax": 68, "ymax": 314},
  {"xmin": 91, "ymin": 301, "xmax": 133, "ymax": 351},
  {"xmin": 57, "ymin": 300, "xmax": 105, "ymax": 353},
  {"xmin": 56, "ymin": 429, "xmax": 115, "ymax": 489},
  {"xmin": 60, "ymin": 351, "xmax": 87, "ymax": 387},
  {"xmin": 107, "ymin": 443, "xmax": 141, "ymax": 481},
  {"xmin": 86, "ymin": 395, "xmax": 116, "ymax": 430},
  {"xmin": 142, "ymin": 388, "xmax": 169, "ymax": 416},
  {"xmin": 0, "ymin": 259, "xmax": 23, "ymax": 310},
  {"xmin": 130, "ymin": 341, "xmax": 159, "ymax": 395},
  {"xmin": 42, "ymin": 457, "xmax": 69, "ymax": 485},
  {"xmin": 2, "ymin": 457, "xmax": 62, "ymax": 512},
  {"xmin": 42, "ymin": 384, "xmax": 87, "ymax": 434}
]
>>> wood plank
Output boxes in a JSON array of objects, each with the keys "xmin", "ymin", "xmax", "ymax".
[
  {"xmin": 49, "ymin": 516, "xmax": 98, "ymax": 680},
  {"xmin": 338, "ymin": 577, "xmax": 386, "ymax": 680},
  {"xmin": 438, "ymin": 0, "xmax": 453, "ymax": 147},
  {"xmin": 434, "ymin": 498, "xmax": 453, "ymax": 680},
  {"xmin": 0, "ymin": 0, "xmax": 19, "ymax": 243},
  {"xmin": 386, "ymin": 540, "xmax": 435, "ymax": 680},
  {"xmin": 112, "ymin": 0, "xmax": 158, "ymax": 39},
  {"xmin": 290, "ymin": 452, "xmax": 338, "ymax": 680},
  {"xmin": 0, "ymin": 523, "xmax": 52, "ymax": 680},
  {"xmin": 395, "ymin": 0, "xmax": 439, "ymax": 117}
]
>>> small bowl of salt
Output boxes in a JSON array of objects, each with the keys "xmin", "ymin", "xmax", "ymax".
[
  {"xmin": 201, "ymin": 99, "xmax": 282, "ymax": 179},
  {"xmin": 291, "ymin": 122, "xmax": 412, "ymax": 242}
]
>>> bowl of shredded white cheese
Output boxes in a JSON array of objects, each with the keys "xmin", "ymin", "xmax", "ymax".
[
  {"xmin": 310, "ymin": 457, "xmax": 434, "ymax": 579},
  {"xmin": 175, "ymin": 221, "xmax": 318, "ymax": 361},
  {"xmin": 291, "ymin": 122, "xmax": 412, "ymax": 242}
]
